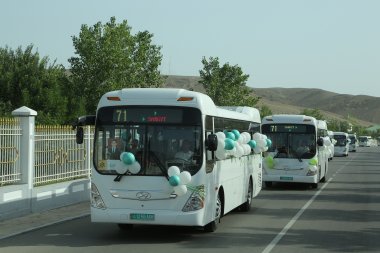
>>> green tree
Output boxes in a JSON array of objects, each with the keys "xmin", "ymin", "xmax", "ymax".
[
  {"xmin": 0, "ymin": 45, "xmax": 68, "ymax": 124},
  {"xmin": 69, "ymin": 17, "xmax": 164, "ymax": 114},
  {"xmin": 260, "ymin": 105, "xmax": 273, "ymax": 118},
  {"xmin": 199, "ymin": 56, "xmax": 259, "ymax": 107},
  {"xmin": 300, "ymin": 108, "xmax": 324, "ymax": 120}
]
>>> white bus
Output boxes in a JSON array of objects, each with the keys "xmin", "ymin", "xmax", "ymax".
[
  {"xmin": 73, "ymin": 88, "xmax": 262, "ymax": 232},
  {"xmin": 359, "ymin": 136, "xmax": 372, "ymax": 147},
  {"xmin": 333, "ymin": 132, "xmax": 349, "ymax": 156},
  {"xmin": 317, "ymin": 120, "xmax": 334, "ymax": 161},
  {"xmin": 261, "ymin": 115, "xmax": 329, "ymax": 189},
  {"xmin": 348, "ymin": 134, "xmax": 358, "ymax": 152},
  {"xmin": 327, "ymin": 130, "xmax": 336, "ymax": 159}
]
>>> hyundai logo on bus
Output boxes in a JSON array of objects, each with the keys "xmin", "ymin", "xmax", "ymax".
[{"xmin": 136, "ymin": 192, "xmax": 151, "ymax": 200}]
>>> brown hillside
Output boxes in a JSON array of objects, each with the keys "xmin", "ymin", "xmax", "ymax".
[
  {"xmin": 253, "ymin": 88, "xmax": 380, "ymax": 125},
  {"xmin": 163, "ymin": 75, "xmax": 378, "ymax": 126}
]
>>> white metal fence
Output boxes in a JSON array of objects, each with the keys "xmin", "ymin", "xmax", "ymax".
[
  {"xmin": 34, "ymin": 125, "xmax": 93, "ymax": 186},
  {"xmin": 0, "ymin": 118, "xmax": 22, "ymax": 186},
  {"xmin": 0, "ymin": 116, "xmax": 93, "ymax": 187}
]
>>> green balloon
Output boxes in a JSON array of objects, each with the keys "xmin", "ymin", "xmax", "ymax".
[
  {"xmin": 225, "ymin": 132, "xmax": 236, "ymax": 140},
  {"xmin": 309, "ymin": 158, "xmax": 318, "ymax": 166},
  {"xmin": 265, "ymin": 156, "xmax": 275, "ymax": 169},
  {"xmin": 169, "ymin": 175, "xmax": 180, "ymax": 186},
  {"xmin": 265, "ymin": 156, "xmax": 274, "ymax": 162},
  {"xmin": 231, "ymin": 129, "xmax": 240, "ymax": 140},
  {"xmin": 224, "ymin": 138, "xmax": 235, "ymax": 150},
  {"xmin": 121, "ymin": 152, "xmax": 135, "ymax": 165},
  {"xmin": 248, "ymin": 140, "xmax": 257, "ymax": 149}
]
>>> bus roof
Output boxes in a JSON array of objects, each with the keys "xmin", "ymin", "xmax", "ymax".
[
  {"xmin": 98, "ymin": 88, "xmax": 261, "ymax": 123},
  {"xmin": 333, "ymin": 132, "xmax": 348, "ymax": 136},
  {"xmin": 262, "ymin": 114, "xmax": 317, "ymax": 125}
]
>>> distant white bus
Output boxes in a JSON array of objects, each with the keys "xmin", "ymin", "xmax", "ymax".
[
  {"xmin": 359, "ymin": 136, "xmax": 372, "ymax": 147},
  {"xmin": 348, "ymin": 134, "xmax": 358, "ymax": 152},
  {"xmin": 261, "ymin": 115, "xmax": 329, "ymax": 189},
  {"xmin": 73, "ymin": 88, "xmax": 262, "ymax": 232},
  {"xmin": 333, "ymin": 132, "xmax": 349, "ymax": 156}
]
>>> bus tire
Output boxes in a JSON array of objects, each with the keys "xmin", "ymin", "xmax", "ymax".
[
  {"xmin": 204, "ymin": 193, "xmax": 222, "ymax": 232},
  {"xmin": 311, "ymin": 182, "xmax": 318, "ymax": 189},
  {"xmin": 240, "ymin": 179, "xmax": 253, "ymax": 212},
  {"xmin": 320, "ymin": 163, "xmax": 328, "ymax": 183}
]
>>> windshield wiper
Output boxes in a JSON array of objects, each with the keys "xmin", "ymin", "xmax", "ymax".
[
  {"xmin": 148, "ymin": 151, "xmax": 169, "ymax": 179},
  {"xmin": 114, "ymin": 174, "xmax": 124, "ymax": 182}
]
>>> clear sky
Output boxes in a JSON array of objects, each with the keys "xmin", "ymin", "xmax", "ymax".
[{"xmin": 1, "ymin": 0, "xmax": 379, "ymax": 97}]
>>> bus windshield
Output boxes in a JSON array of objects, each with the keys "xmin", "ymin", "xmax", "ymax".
[
  {"xmin": 334, "ymin": 135, "xmax": 348, "ymax": 147},
  {"xmin": 262, "ymin": 124, "xmax": 316, "ymax": 159},
  {"xmin": 94, "ymin": 106, "xmax": 203, "ymax": 176}
]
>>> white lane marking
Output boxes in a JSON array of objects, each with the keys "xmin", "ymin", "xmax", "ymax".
[{"xmin": 261, "ymin": 160, "xmax": 351, "ymax": 253}]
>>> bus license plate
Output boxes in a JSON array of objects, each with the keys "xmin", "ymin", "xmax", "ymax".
[
  {"xmin": 130, "ymin": 213, "xmax": 155, "ymax": 221},
  {"xmin": 280, "ymin": 176, "xmax": 293, "ymax": 181}
]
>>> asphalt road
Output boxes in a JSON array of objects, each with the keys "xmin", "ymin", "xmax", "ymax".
[{"xmin": 1, "ymin": 146, "xmax": 379, "ymax": 253}]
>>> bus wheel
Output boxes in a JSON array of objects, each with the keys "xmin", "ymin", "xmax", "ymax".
[
  {"xmin": 204, "ymin": 193, "xmax": 222, "ymax": 232},
  {"xmin": 118, "ymin": 223, "xmax": 133, "ymax": 230},
  {"xmin": 320, "ymin": 163, "xmax": 328, "ymax": 183},
  {"xmin": 311, "ymin": 182, "xmax": 318, "ymax": 189},
  {"xmin": 240, "ymin": 179, "xmax": 253, "ymax": 212}
]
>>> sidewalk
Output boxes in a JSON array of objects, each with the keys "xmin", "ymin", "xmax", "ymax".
[{"xmin": 0, "ymin": 201, "xmax": 90, "ymax": 240}]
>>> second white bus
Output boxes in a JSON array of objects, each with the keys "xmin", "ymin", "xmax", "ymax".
[{"xmin": 261, "ymin": 114, "xmax": 329, "ymax": 189}]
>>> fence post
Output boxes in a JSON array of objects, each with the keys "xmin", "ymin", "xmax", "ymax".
[{"xmin": 11, "ymin": 106, "xmax": 37, "ymax": 193}]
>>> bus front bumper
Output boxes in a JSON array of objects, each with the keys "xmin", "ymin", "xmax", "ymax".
[
  {"xmin": 91, "ymin": 207, "xmax": 206, "ymax": 226},
  {"xmin": 263, "ymin": 174, "xmax": 318, "ymax": 184}
]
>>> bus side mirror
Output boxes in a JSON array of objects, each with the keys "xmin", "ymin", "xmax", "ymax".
[
  {"xmin": 76, "ymin": 127, "xmax": 84, "ymax": 144},
  {"xmin": 206, "ymin": 134, "xmax": 218, "ymax": 151},
  {"xmin": 317, "ymin": 137, "xmax": 324, "ymax": 147},
  {"xmin": 72, "ymin": 115, "xmax": 95, "ymax": 145}
]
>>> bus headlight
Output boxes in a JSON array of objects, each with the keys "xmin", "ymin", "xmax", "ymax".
[
  {"xmin": 91, "ymin": 183, "xmax": 107, "ymax": 209},
  {"xmin": 306, "ymin": 165, "xmax": 318, "ymax": 176},
  {"xmin": 182, "ymin": 188, "xmax": 204, "ymax": 212}
]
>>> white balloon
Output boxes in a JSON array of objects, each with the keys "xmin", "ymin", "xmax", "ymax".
[
  {"xmin": 244, "ymin": 132, "xmax": 252, "ymax": 142},
  {"xmin": 237, "ymin": 135, "xmax": 245, "ymax": 144},
  {"xmin": 179, "ymin": 171, "xmax": 192, "ymax": 184},
  {"xmin": 243, "ymin": 144, "xmax": 251, "ymax": 155},
  {"xmin": 236, "ymin": 144, "xmax": 244, "ymax": 157},
  {"xmin": 254, "ymin": 146, "xmax": 261, "ymax": 154},
  {"xmin": 168, "ymin": 166, "xmax": 180, "ymax": 176},
  {"xmin": 215, "ymin": 149, "xmax": 227, "ymax": 160},
  {"xmin": 257, "ymin": 139, "xmax": 267, "ymax": 148},
  {"xmin": 128, "ymin": 161, "xmax": 141, "ymax": 174},
  {"xmin": 174, "ymin": 185, "xmax": 187, "ymax": 196},
  {"xmin": 217, "ymin": 139, "xmax": 225, "ymax": 151},
  {"xmin": 115, "ymin": 164, "xmax": 128, "ymax": 175},
  {"xmin": 215, "ymin": 132, "xmax": 226, "ymax": 141},
  {"xmin": 252, "ymin": 133, "xmax": 261, "ymax": 141}
]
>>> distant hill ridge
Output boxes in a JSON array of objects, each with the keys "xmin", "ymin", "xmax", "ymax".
[{"xmin": 163, "ymin": 75, "xmax": 379, "ymax": 126}]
